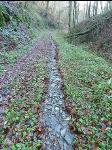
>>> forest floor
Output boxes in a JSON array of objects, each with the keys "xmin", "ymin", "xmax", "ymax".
[
  {"xmin": 0, "ymin": 32, "xmax": 74, "ymax": 149},
  {"xmin": 0, "ymin": 32, "xmax": 112, "ymax": 150}
]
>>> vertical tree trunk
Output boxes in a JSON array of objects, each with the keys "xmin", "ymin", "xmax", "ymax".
[
  {"xmin": 84, "ymin": 4, "xmax": 86, "ymax": 19},
  {"xmin": 100, "ymin": 1, "xmax": 103, "ymax": 13},
  {"xmin": 77, "ymin": 3, "xmax": 79, "ymax": 23},
  {"xmin": 92, "ymin": 2, "xmax": 95, "ymax": 16},
  {"xmin": 58, "ymin": 6, "xmax": 61, "ymax": 30},
  {"xmin": 106, "ymin": 1, "xmax": 109, "ymax": 10},
  {"xmin": 86, "ymin": 1, "xmax": 89, "ymax": 18},
  {"xmin": 108, "ymin": 1, "xmax": 112, "ymax": 10},
  {"xmin": 68, "ymin": 1, "xmax": 72, "ymax": 32},
  {"xmin": 73, "ymin": 1, "xmax": 77, "ymax": 27},
  {"xmin": 73, "ymin": 2, "xmax": 75, "ymax": 27},
  {"xmin": 94, "ymin": 1, "xmax": 98, "ymax": 16},
  {"xmin": 45, "ymin": 1, "xmax": 49, "ymax": 17},
  {"xmin": 88, "ymin": 1, "xmax": 91, "ymax": 18}
]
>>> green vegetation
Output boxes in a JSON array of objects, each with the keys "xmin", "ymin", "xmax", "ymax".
[
  {"xmin": 1, "ymin": 1, "xmax": 112, "ymax": 149},
  {"xmin": 1, "ymin": 58, "xmax": 47, "ymax": 149},
  {"xmin": 67, "ymin": 9, "xmax": 112, "ymax": 61},
  {"xmin": 0, "ymin": 31, "xmax": 44, "ymax": 75},
  {"xmin": 0, "ymin": 2, "xmax": 44, "ymax": 28},
  {"xmin": 0, "ymin": 1, "xmax": 51, "ymax": 75},
  {"xmin": 53, "ymin": 32, "xmax": 112, "ymax": 149}
]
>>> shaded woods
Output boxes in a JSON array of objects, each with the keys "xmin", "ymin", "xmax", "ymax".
[{"xmin": 0, "ymin": 1, "xmax": 112, "ymax": 150}]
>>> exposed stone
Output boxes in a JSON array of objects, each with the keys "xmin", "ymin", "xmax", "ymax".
[
  {"xmin": 0, "ymin": 95, "xmax": 3, "ymax": 102},
  {"xmin": 0, "ymin": 108, "xmax": 4, "ymax": 114},
  {"xmin": 61, "ymin": 128, "xmax": 67, "ymax": 137},
  {"xmin": 39, "ymin": 34, "xmax": 74, "ymax": 150}
]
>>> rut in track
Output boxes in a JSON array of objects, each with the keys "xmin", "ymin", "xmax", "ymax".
[
  {"xmin": 39, "ymin": 34, "xmax": 74, "ymax": 150},
  {"xmin": 0, "ymin": 33, "xmax": 74, "ymax": 149},
  {"xmin": 0, "ymin": 36, "xmax": 46, "ymax": 130}
]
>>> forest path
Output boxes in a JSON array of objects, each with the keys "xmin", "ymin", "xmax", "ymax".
[
  {"xmin": 0, "ymin": 36, "xmax": 46, "ymax": 128},
  {"xmin": 38, "ymin": 33, "xmax": 74, "ymax": 150},
  {"xmin": 0, "ymin": 33, "xmax": 74, "ymax": 149}
]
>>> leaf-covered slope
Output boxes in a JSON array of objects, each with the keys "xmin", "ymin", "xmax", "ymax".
[{"xmin": 68, "ymin": 10, "xmax": 112, "ymax": 61}]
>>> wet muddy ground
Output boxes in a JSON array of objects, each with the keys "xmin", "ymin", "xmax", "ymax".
[
  {"xmin": 0, "ymin": 33, "xmax": 74, "ymax": 150},
  {"xmin": 39, "ymin": 34, "xmax": 74, "ymax": 150}
]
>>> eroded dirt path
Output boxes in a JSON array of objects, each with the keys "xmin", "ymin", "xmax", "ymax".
[
  {"xmin": 0, "ymin": 36, "xmax": 46, "ymax": 129},
  {"xmin": 39, "ymin": 34, "xmax": 74, "ymax": 150},
  {"xmin": 0, "ymin": 37, "xmax": 46, "ymax": 86},
  {"xmin": 0, "ymin": 33, "xmax": 74, "ymax": 149}
]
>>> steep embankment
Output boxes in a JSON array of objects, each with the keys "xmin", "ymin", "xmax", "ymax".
[
  {"xmin": 67, "ymin": 10, "xmax": 112, "ymax": 61},
  {"xmin": 0, "ymin": 1, "xmax": 58, "ymax": 75}
]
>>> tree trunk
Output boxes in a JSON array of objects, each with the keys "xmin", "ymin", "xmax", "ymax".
[
  {"xmin": 73, "ymin": 1, "xmax": 77, "ymax": 27},
  {"xmin": 86, "ymin": 1, "xmax": 89, "ymax": 18},
  {"xmin": 77, "ymin": 3, "xmax": 79, "ymax": 23},
  {"xmin": 58, "ymin": 6, "xmax": 61, "ymax": 30},
  {"xmin": 108, "ymin": 1, "xmax": 112, "ymax": 10},
  {"xmin": 94, "ymin": 1, "xmax": 98, "ymax": 16},
  {"xmin": 88, "ymin": 1, "xmax": 91, "ymax": 18},
  {"xmin": 68, "ymin": 1, "xmax": 72, "ymax": 32},
  {"xmin": 45, "ymin": 1, "xmax": 49, "ymax": 17},
  {"xmin": 100, "ymin": 1, "xmax": 103, "ymax": 13},
  {"xmin": 73, "ymin": 2, "xmax": 75, "ymax": 27}
]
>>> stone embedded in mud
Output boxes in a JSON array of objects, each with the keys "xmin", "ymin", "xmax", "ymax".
[
  {"xmin": 55, "ymin": 124, "xmax": 62, "ymax": 133},
  {"xmin": 38, "ymin": 35, "xmax": 74, "ymax": 149},
  {"xmin": 61, "ymin": 128, "xmax": 67, "ymax": 137},
  {"xmin": 0, "ymin": 109, "xmax": 4, "ymax": 115},
  {"xmin": 64, "ymin": 133, "xmax": 74, "ymax": 144},
  {"xmin": 51, "ymin": 83, "xmax": 56, "ymax": 88},
  {"xmin": 54, "ymin": 107, "xmax": 59, "ymax": 111},
  {"xmin": 4, "ymin": 138, "xmax": 12, "ymax": 146},
  {"xmin": 0, "ymin": 95, "xmax": 3, "ymax": 102},
  {"xmin": 65, "ymin": 116, "xmax": 71, "ymax": 121}
]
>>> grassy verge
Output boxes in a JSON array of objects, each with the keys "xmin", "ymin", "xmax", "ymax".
[
  {"xmin": 53, "ymin": 32, "xmax": 112, "ymax": 149},
  {"xmin": 1, "ymin": 58, "xmax": 48, "ymax": 149}
]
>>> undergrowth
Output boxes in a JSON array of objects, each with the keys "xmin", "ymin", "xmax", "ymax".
[
  {"xmin": 53, "ymin": 32, "xmax": 112, "ymax": 149},
  {"xmin": 67, "ymin": 10, "xmax": 112, "ymax": 61},
  {"xmin": 0, "ymin": 58, "xmax": 48, "ymax": 149},
  {"xmin": 0, "ymin": 1, "xmax": 48, "ymax": 75},
  {"xmin": 0, "ymin": 31, "xmax": 45, "ymax": 75}
]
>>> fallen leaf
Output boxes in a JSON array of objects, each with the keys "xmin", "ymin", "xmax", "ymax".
[
  {"xmin": 35, "ymin": 126, "xmax": 43, "ymax": 134},
  {"xmin": 69, "ymin": 123, "xmax": 76, "ymax": 133}
]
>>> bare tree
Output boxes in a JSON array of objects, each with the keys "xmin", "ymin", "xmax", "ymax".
[
  {"xmin": 45, "ymin": 1, "xmax": 49, "ymax": 17},
  {"xmin": 86, "ymin": 1, "xmax": 89, "ymax": 18},
  {"xmin": 100, "ymin": 1, "xmax": 103, "ymax": 13},
  {"xmin": 68, "ymin": 1, "xmax": 72, "ymax": 32},
  {"xmin": 108, "ymin": 1, "xmax": 112, "ymax": 10},
  {"xmin": 88, "ymin": 1, "xmax": 91, "ymax": 18},
  {"xmin": 77, "ymin": 2, "xmax": 79, "ymax": 23},
  {"xmin": 73, "ymin": 1, "xmax": 77, "ymax": 27},
  {"xmin": 94, "ymin": 1, "xmax": 98, "ymax": 16},
  {"xmin": 84, "ymin": 3, "xmax": 87, "ymax": 19}
]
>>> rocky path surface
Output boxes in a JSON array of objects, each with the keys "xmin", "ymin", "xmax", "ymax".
[
  {"xmin": 39, "ymin": 34, "xmax": 74, "ymax": 150},
  {"xmin": 0, "ymin": 33, "xmax": 74, "ymax": 149}
]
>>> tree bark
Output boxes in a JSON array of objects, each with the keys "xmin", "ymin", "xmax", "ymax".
[
  {"xmin": 94, "ymin": 1, "xmax": 98, "ymax": 16},
  {"xmin": 73, "ymin": 1, "xmax": 77, "ymax": 27},
  {"xmin": 88, "ymin": 1, "xmax": 91, "ymax": 18},
  {"xmin": 100, "ymin": 1, "xmax": 103, "ymax": 13},
  {"xmin": 45, "ymin": 1, "xmax": 49, "ymax": 17},
  {"xmin": 68, "ymin": 1, "xmax": 72, "ymax": 32},
  {"xmin": 108, "ymin": 1, "xmax": 112, "ymax": 10}
]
